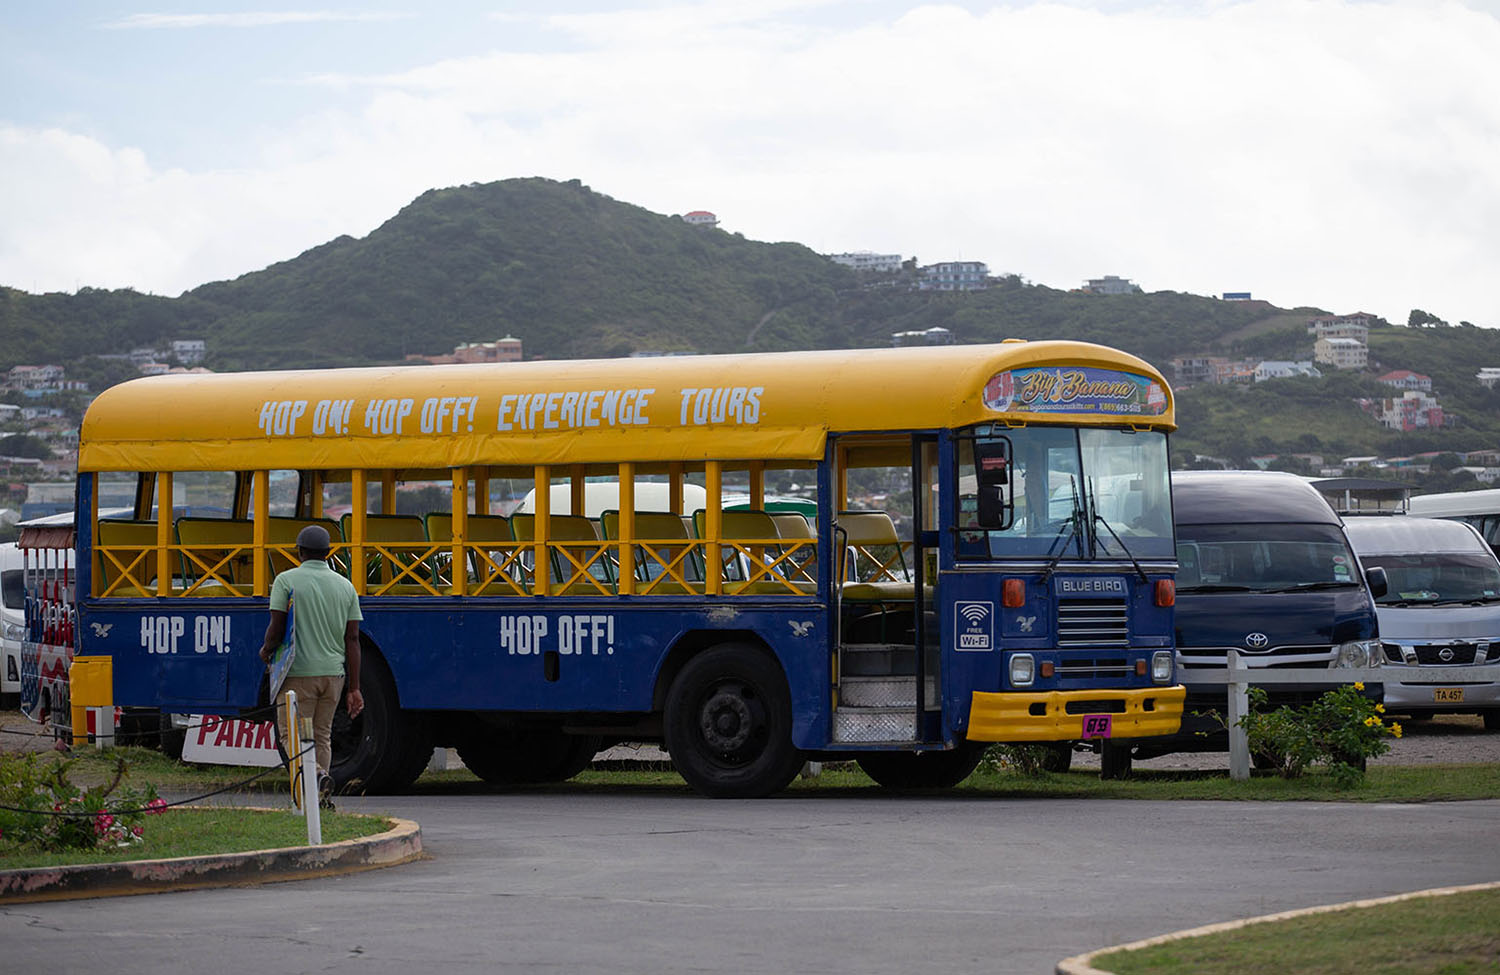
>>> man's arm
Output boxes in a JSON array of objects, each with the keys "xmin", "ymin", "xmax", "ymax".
[
  {"xmin": 344, "ymin": 619, "xmax": 364, "ymax": 718},
  {"xmin": 258, "ymin": 610, "xmax": 287, "ymax": 665}
]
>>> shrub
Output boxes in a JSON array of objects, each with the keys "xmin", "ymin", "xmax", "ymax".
[
  {"xmin": 1237, "ymin": 682, "xmax": 1401, "ymax": 787},
  {"xmin": 0, "ymin": 753, "xmax": 164, "ymax": 851}
]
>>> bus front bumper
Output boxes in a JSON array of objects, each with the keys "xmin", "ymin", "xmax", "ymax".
[{"xmin": 965, "ymin": 685, "xmax": 1186, "ymax": 742}]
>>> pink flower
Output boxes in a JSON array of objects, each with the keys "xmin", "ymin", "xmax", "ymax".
[
  {"xmin": 145, "ymin": 798, "xmax": 169, "ymax": 815},
  {"xmin": 131, "ymin": 825, "xmax": 144, "ymax": 837}
]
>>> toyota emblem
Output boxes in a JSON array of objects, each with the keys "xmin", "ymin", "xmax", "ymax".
[
  {"xmin": 1245, "ymin": 632, "xmax": 1270, "ymax": 650},
  {"xmin": 1438, "ymin": 647, "xmax": 1455, "ymax": 662}
]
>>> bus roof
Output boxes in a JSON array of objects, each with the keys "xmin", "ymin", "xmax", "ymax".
[
  {"xmin": 1407, "ymin": 488, "xmax": 1500, "ymax": 519},
  {"xmin": 78, "ymin": 341, "xmax": 1174, "ymax": 472}
]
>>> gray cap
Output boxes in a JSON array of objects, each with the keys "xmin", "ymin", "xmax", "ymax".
[{"xmin": 296, "ymin": 524, "xmax": 332, "ymax": 552}]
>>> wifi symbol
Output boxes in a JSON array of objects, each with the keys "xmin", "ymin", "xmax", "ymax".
[{"xmin": 960, "ymin": 603, "xmax": 989, "ymax": 625}]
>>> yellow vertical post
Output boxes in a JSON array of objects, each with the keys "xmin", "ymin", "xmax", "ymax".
[
  {"xmin": 569, "ymin": 464, "xmax": 585, "ymax": 517},
  {"xmin": 533, "ymin": 466, "xmax": 550, "ymax": 595},
  {"xmin": 381, "ymin": 471, "xmax": 396, "ymax": 515},
  {"xmin": 253, "ymin": 470, "xmax": 269, "ymax": 596},
  {"xmin": 705, "ymin": 461, "xmax": 722, "ymax": 596},
  {"xmin": 473, "ymin": 470, "xmax": 490, "ymax": 515},
  {"xmin": 836, "ymin": 446, "xmax": 849, "ymax": 511},
  {"xmin": 451, "ymin": 468, "xmax": 468, "ymax": 596},
  {"xmin": 156, "ymin": 471, "xmax": 173, "ymax": 597},
  {"xmin": 749, "ymin": 462, "xmax": 765, "ymax": 509},
  {"xmin": 618, "ymin": 463, "xmax": 635, "ymax": 595},
  {"xmin": 351, "ymin": 470, "xmax": 368, "ymax": 595}
]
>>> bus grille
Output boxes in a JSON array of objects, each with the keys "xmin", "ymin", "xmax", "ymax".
[{"xmin": 1057, "ymin": 598, "xmax": 1129, "ymax": 648}]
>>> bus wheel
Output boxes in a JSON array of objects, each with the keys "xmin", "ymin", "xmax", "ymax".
[
  {"xmin": 1099, "ymin": 742, "xmax": 1133, "ymax": 779},
  {"xmin": 329, "ymin": 651, "xmax": 431, "ymax": 794},
  {"xmin": 856, "ymin": 742, "xmax": 985, "ymax": 790},
  {"xmin": 1040, "ymin": 742, "xmax": 1073, "ymax": 773},
  {"xmin": 664, "ymin": 644, "xmax": 803, "ymax": 799},
  {"xmin": 457, "ymin": 730, "xmax": 602, "ymax": 785}
]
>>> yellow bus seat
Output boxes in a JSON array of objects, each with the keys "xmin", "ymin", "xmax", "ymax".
[
  {"xmin": 838, "ymin": 510, "xmax": 914, "ymax": 602},
  {"xmin": 600, "ymin": 509, "xmax": 703, "ymax": 595},
  {"xmin": 511, "ymin": 513, "xmax": 615, "ymax": 595},
  {"xmin": 340, "ymin": 512, "xmax": 438, "ymax": 593},
  {"xmin": 266, "ymin": 516, "xmax": 345, "ymax": 578},
  {"xmin": 95, "ymin": 520, "xmax": 161, "ymax": 597},
  {"xmin": 427, "ymin": 512, "xmax": 525, "ymax": 593},
  {"xmin": 702, "ymin": 509, "xmax": 812, "ymax": 596},
  {"xmin": 174, "ymin": 518, "xmax": 254, "ymax": 596}
]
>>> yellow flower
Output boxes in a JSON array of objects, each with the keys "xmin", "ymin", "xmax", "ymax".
[
  {"xmin": 1391, "ymin": 722, "xmax": 1403, "ymax": 738},
  {"xmin": 1354, "ymin": 681, "xmax": 1365, "ymax": 691},
  {"xmin": 1375, "ymin": 703, "xmax": 1385, "ymax": 713},
  {"xmin": 1364, "ymin": 716, "xmax": 1378, "ymax": 727}
]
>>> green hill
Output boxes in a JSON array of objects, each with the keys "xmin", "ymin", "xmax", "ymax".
[{"xmin": 2, "ymin": 176, "xmax": 1497, "ymax": 465}]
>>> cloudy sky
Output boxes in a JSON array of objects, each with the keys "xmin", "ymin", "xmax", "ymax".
[{"xmin": 3, "ymin": 1, "xmax": 1498, "ymax": 327}]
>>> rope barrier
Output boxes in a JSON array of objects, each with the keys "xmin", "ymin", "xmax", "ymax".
[{"xmin": 0, "ymin": 703, "xmax": 284, "ymax": 743}]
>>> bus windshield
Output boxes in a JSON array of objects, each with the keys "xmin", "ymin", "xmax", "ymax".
[
  {"xmin": 1358, "ymin": 552, "xmax": 1500, "ymax": 605},
  {"xmin": 956, "ymin": 425, "xmax": 1173, "ymax": 561}
]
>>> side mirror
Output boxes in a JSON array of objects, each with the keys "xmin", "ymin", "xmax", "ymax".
[
  {"xmin": 1364, "ymin": 565, "xmax": 1388, "ymax": 600},
  {"xmin": 973, "ymin": 438, "xmax": 1014, "ymax": 530}
]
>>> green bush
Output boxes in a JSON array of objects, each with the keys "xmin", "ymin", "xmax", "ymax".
[
  {"xmin": 1237, "ymin": 683, "xmax": 1401, "ymax": 787},
  {"xmin": 0, "ymin": 753, "xmax": 164, "ymax": 851}
]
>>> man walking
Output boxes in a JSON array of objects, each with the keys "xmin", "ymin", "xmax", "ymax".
[{"xmin": 259, "ymin": 524, "xmax": 364, "ymax": 806}]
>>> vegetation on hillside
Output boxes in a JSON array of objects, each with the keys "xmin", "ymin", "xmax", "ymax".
[{"xmin": 2, "ymin": 177, "xmax": 1497, "ymax": 468}]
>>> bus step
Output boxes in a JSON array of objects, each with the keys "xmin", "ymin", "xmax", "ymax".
[
  {"xmin": 833, "ymin": 707, "xmax": 917, "ymax": 743},
  {"xmin": 838, "ymin": 643, "xmax": 916, "ymax": 676},
  {"xmin": 839, "ymin": 675, "xmax": 930, "ymax": 708}
]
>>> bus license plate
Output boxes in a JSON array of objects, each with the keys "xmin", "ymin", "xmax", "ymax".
[
  {"xmin": 1434, "ymin": 687, "xmax": 1464, "ymax": 703},
  {"xmin": 1081, "ymin": 714, "xmax": 1113, "ymax": 739}
]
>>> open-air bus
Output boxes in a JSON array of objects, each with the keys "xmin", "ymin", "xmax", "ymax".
[{"xmin": 52, "ymin": 340, "xmax": 1184, "ymax": 796}]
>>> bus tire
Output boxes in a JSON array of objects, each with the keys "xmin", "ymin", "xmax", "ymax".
[
  {"xmin": 856, "ymin": 741, "xmax": 985, "ymax": 790},
  {"xmin": 663, "ymin": 643, "xmax": 803, "ymax": 799},
  {"xmin": 330, "ymin": 650, "xmax": 431, "ymax": 794},
  {"xmin": 1040, "ymin": 742, "xmax": 1073, "ymax": 773},
  {"xmin": 457, "ymin": 730, "xmax": 602, "ymax": 785},
  {"xmin": 1099, "ymin": 742, "xmax": 1133, "ymax": 779},
  {"xmin": 159, "ymin": 712, "xmax": 186, "ymax": 761}
]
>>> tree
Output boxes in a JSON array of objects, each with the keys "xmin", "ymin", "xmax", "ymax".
[
  {"xmin": 1407, "ymin": 309, "xmax": 1446, "ymax": 328},
  {"xmin": 0, "ymin": 434, "xmax": 53, "ymax": 459}
]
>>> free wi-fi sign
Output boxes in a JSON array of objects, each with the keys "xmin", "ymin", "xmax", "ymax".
[{"xmin": 954, "ymin": 601, "xmax": 994, "ymax": 652}]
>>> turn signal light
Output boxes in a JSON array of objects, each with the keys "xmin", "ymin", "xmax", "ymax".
[
  {"xmin": 1002, "ymin": 577, "xmax": 1025, "ymax": 608},
  {"xmin": 1040, "ymin": 661, "xmax": 1055, "ymax": 678},
  {"xmin": 1154, "ymin": 579, "xmax": 1175, "ymax": 607}
]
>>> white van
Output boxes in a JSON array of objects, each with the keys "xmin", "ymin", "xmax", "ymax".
[
  {"xmin": 1, "ymin": 542, "xmax": 24, "ymax": 708},
  {"xmin": 1343, "ymin": 516, "xmax": 1500, "ymax": 729}
]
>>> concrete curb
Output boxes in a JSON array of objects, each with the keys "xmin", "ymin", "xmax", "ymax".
[
  {"xmin": 1056, "ymin": 879, "xmax": 1500, "ymax": 975},
  {"xmin": 0, "ymin": 811, "xmax": 423, "ymax": 904}
]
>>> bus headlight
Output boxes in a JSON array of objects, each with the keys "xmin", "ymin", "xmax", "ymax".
[
  {"xmin": 1335, "ymin": 640, "xmax": 1381, "ymax": 668},
  {"xmin": 2, "ymin": 621, "xmax": 23, "ymax": 644},
  {"xmin": 1009, "ymin": 653, "xmax": 1035, "ymax": 688},
  {"xmin": 1151, "ymin": 650, "xmax": 1173, "ymax": 683}
]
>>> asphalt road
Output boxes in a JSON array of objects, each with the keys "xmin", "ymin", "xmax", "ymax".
[{"xmin": 3, "ymin": 793, "xmax": 1498, "ymax": 975}]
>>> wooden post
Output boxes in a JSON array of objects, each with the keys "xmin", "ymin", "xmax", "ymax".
[{"xmin": 1227, "ymin": 649, "xmax": 1251, "ymax": 781}]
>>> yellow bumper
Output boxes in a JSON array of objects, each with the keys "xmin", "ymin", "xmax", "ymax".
[{"xmin": 965, "ymin": 685, "xmax": 1185, "ymax": 742}]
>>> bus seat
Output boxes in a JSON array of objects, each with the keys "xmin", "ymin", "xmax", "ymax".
[
  {"xmin": 838, "ymin": 511, "xmax": 914, "ymax": 602},
  {"xmin": 341, "ymin": 513, "xmax": 438, "ymax": 594},
  {"xmin": 706, "ymin": 509, "xmax": 812, "ymax": 595},
  {"xmin": 174, "ymin": 518, "xmax": 254, "ymax": 596},
  {"xmin": 267, "ymin": 516, "xmax": 345, "ymax": 578},
  {"xmin": 511, "ymin": 513, "xmax": 615, "ymax": 595},
  {"xmin": 770, "ymin": 512, "xmax": 819, "ymax": 588},
  {"xmin": 599, "ymin": 510, "xmax": 703, "ymax": 595},
  {"xmin": 427, "ymin": 512, "xmax": 525, "ymax": 593},
  {"xmin": 95, "ymin": 520, "xmax": 161, "ymax": 597}
]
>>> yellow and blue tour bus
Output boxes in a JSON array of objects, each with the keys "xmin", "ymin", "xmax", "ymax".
[{"xmin": 61, "ymin": 340, "xmax": 1184, "ymax": 796}]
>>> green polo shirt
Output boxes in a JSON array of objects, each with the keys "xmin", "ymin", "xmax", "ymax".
[{"xmin": 269, "ymin": 559, "xmax": 363, "ymax": 678}]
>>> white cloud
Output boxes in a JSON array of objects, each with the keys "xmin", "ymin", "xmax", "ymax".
[
  {"xmin": 5, "ymin": 0, "xmax": 1500, "ymax": 327},
  {"xmin": 104, "ymin": 10, "xmax": 410, "ymax": 30}
]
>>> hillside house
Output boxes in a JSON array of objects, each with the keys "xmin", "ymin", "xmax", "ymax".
[
  {"xmin": 680, "ymin": 211, "xmax": 719, "ymax": 227},
  {"xmin": 1477, "ymin": 367, "xmax": 1500, "ymax": 389},
  {"xmin": 1307, "ymin": 314, "xmax": 1374, "ymax": 342},
  {"xmin": 1254, "ymin": 360, "xmax": 1321, "ymax": 382},
  {"xmin": 1378, "ymin": 369, "xmax": 1431, "ymax": 392},
  {"xmin": 828, "ymin": 251, "xmax": 903, "ymax": 273},
  {"xmin": 1082, "ymin": 275, "xmax": 1141, "ymax": 295},
  {"xmin": 1315, "ymin": 336, "xmax": 1367, "ymax": 370},
  {"xmin": 918, "ymin": 262, "xmax": 988, "ymax": 291},
  {"xmin": 1368, "ymin": 390, "xmax": 1444, "ymax": 431}
]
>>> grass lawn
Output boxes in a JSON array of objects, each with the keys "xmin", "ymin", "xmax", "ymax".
[
  {"xmin": 0, "ymin": 808, "xmax": 394, "ymax": 870},
  {"xmin": 1094, "ymin": 887, "xmax": 1500, "ymax": 975}
]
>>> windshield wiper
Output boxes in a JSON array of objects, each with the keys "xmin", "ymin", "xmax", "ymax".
[
  {"xmin": 1087, "ymin": 482, "xmax": 1148, "ymax": 583},
  {"xmin": 1261, "ymin": 581, "xmax": 1358, "ymax": 593},
  {"xmin": 1178, "ymin": 583, "xmax": 1257, "ymax": 593},
  {"xmin": 1039, "ymin": 476, "xmax": 1083, "ymax": 584}
]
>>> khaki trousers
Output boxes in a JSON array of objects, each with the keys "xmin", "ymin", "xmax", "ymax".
[{"xmin": 277, "ymin": 674, "xmax": 345, "ymax": 775}]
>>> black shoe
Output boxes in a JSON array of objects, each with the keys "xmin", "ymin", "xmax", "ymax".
[{"xmin": 317, "ymin": 772, "xmax": 335, "ymax": 810}]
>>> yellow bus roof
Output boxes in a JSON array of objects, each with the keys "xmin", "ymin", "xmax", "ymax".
[{"xmin": 78, "ymin": 341, "xmax": 1174, "ymax": 472}]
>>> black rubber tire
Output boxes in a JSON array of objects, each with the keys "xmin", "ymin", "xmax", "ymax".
[
  {"xmin": 1484, "ymin": 710, "xmax": 1500, "ymax": 732},
  {"xmin": 857, "ymin": 741, "xmax": 986, "ymax": 790},
  {"xmin": 663, "ymin": 643, "xmax": 804, "ymax": 798},
  {"xmin": 328, "ymin": 650, "xmax": 432, "ymax": 794},
  {"xmin": 456, "ymin": 730, "xmax": 602, "ymax": 785},
  {"xmin": 1040, "ymin": 742, "xmax": 1073, "ymax": 773},
  {"xmin": 158, "ymin": 712, "xmax": 186, "ymax": 760},
  {"xmin": 1099, "ymin": 742, "xmax": 1133, "ymax": 779}
]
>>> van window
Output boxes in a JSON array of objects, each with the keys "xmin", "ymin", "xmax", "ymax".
[
  {"xmin": 1176, "ymin": 523, "xmax": 1359, "ymax": 592},
  {"xmin": 1, "ymin": 569, "xmax": 20, "ymax": 610},
  {"xmin": 1358, "ymin": 552, "xmax": 1500, "ymax": 605}
]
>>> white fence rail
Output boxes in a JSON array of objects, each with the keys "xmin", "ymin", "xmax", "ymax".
[{"xmin": 1177, "ymin": 651, "xmax": 1500, "ymax": 780}]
